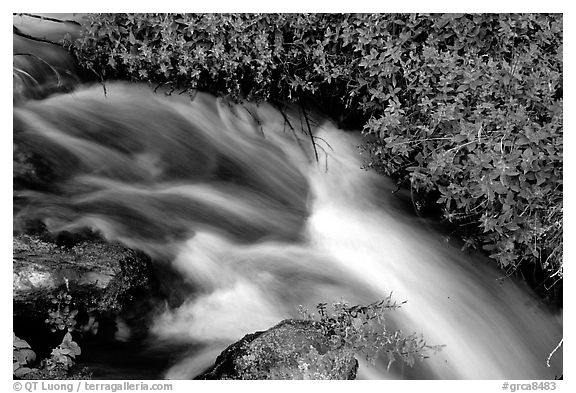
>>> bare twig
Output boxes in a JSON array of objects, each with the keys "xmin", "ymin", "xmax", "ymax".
[
  {"xmin": 13, "ymin": 52, "xmax": 62, "ymax": 87},
  {"xmin": 546, "ymin": 339, "xmax": 562, "ymax": 368},
  {"xmin": 13, "ymin": 26, "xmax": 65, "ymax": 47},
  {"xmin": 299, "ymin": 97, "xmax": 319, "ymax": 162},
  {"xmin": 544, "ymin": 277, "xmax": 562, "ymax": 291},
  {"xmin": 154, "ymin": 81, "xmax": 173, "ymax": 94},
  {"xmin": 389, "ymin": 137, "xmax": 452, "ymax": 147},
  {"xmin": 14, "ymin": 13, "xmax": 81, "ymax": 26},
  {"xmin": 446, "ymin": 140, "xmax": 476, "ymax": 154},
  {"xmin": 240, "ymin": 104, "xmax": 265, "ymax": 137},
  {"xmin": 85, "ymin": 65, "xmax": 107, "ymax": 97},
  {"xmin": 311, "ymin": 135, "xmax": 334, "ymax": 152},
  {"xmin": 13, "ymin": 67, "xmax": 40, "ymax": 88},
  {"xmin": 278, "ymin": 106, "xmax": 307, "ymax": 159},
  {"xmin": 313, "ymin": 143, "xmax": 330, "ymax": 172}
]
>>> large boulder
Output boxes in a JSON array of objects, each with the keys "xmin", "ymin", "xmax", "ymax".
[
  {"xmin": 13, "ymin": 233, "xmax": 152, "ymax": 320},
  {"xmin": 195, "ymin": 319, "xmax": 358, "ymax": 380}
]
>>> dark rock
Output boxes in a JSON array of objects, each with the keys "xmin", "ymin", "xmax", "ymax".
[
  {"xmin": 13, "ymin": 233, "xmax": 152, "ymax": 320},
  {"xmin": 195, "ymin": 319, "xmax": 358, "ymax": 380}
]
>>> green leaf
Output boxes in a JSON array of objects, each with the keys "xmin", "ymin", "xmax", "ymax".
[
  {"xmin": 14, "ymin": 366, "xmax": 35, "ymax": 377},
  {"xmin": 62, "ymin": 332, "xmax": 73, "ymax": 343},
  {"xmin": 13, "ymin": 334, "xmax": 31, "ymax": 349},
  {"xmin": 14, "ymin": 349, "xmax": 36, "ymax": 365}
]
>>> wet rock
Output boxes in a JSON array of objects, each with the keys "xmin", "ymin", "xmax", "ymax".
[
  {"xmin": 195, "ymin": 319, "xmax": 358, "ymax": 380},
  {"xmin": 13, "ymin": 233, "xmax": 152, "ymax": 320}
]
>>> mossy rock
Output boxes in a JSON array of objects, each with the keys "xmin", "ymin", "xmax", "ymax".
[
  {"xmin": 196, "ymin": 319, "xmax": 358, "ymax": 380},
  {"xmin": 13, "ymin": 233, "xmax": 152, "ymax": 319}
]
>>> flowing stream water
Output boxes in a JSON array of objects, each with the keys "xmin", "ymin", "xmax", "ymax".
[{"xmin": 13, "ymin": 83, "xmax": 562, "ymax": 379}]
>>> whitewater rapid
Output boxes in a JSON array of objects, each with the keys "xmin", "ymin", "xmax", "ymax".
[{"xmin": 14, "ymin": 83, "xmax": 562, "ymax": 379}]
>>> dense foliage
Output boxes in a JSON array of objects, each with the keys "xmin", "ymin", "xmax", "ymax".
[
  {"xmin": 72, "ymin": 14, "xmax": 562, "ymax": 295},
  {"xmin": 299, "ymin": 296, "xmax": 442, "ymax": 369},
  {"xmin": 14, "ymin": 330, "xmax": 87, "ymax": 379},
  {"xmin": 14, "ymin": 289, "xmax": 88, "ymax": 379}
]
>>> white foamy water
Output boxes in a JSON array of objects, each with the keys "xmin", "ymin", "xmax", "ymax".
[
  {"xmin": 151, "ymin": 118, "xmax": 562, "ymax": 380},
  {"xmin": 14, "ymin": 84, "xmax": 562, "ymax": 379}
]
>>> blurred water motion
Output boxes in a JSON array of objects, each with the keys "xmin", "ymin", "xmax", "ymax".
[{"xmin": 13, "ymin": 82, "xmax": 562, "ymax": 379}]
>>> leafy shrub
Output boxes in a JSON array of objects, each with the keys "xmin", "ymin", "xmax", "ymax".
[
  {"xmin": 71, "ymin": 13, "xmax": 562, "ymax": 294},
  {"xmin": 15, "ymin": 289, "xmax": 92, "ymax": 379},
  {"xmin": 356, "ymin": 14, "xmax": 563, "ymax": 288},
  {"xmin": 46, "ymin": 291, "xmax": 79, "ymax": 333},
  {"xmin": 13, "ymin": 334, "xmax": 37, "ymax": 378},
  {"xmin": 13, "ymin": 332, "xmax": 86, "ymax": 379},
  {"xmin": 299, "ymin": 296, "xmax": 442, "ymax": 369},
  {"xmin": 14, "ymin": 289, "xmax": 90, "ymax": 379},
  {"xmin": 45, "ymin": 332, "xmax": 82, "ymax": 370},
  {"xmin": 215, "ymin": 297, "xmax": 439, "ymax": 379}
]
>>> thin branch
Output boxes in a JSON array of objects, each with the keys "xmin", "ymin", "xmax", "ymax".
[
  {"xmin": 389, "ymin": 137, "xmax": 452, "ymax": 147},
  {"xmin": 546, "ymin": 339, "xmax": 562, "ymax": 368},
  {"xmin": 240, "ymin": 104, "xmax": 265, "ymax": 137},
  {"xmin": 311, "ymin": 135, "xmax": 334, "ymax": 152},
  {"xmin": 13, "ymin": 67, "xmax": 40, "ymax": 88},
  {"xmin": 154, "ymin": 81, "xmax": 174, "ymax": 94},
  {"xmin": 13, "ymin": 26, "xmax": 65, "ymax": 47},
  {"xmin": 14, "ymin": 13, "xmax": 81, "ymax": 26},
  {"xmin": 278, "ymin": 106, "xmax": 308, "ymax": 159},
  {"xmin": 314, "ymin": 143, "xmax": 330, "ymax": 172},
  {"xmin": 446, "ymin": 140, "xmax": 477, "ymax": 154},
  {"xmin": 299, "ymin": 97, "xmax": 319, "ymax": 162},
  {"xmin": 477, "ymin": 124, "xmax": 483, "ymax": 144},
  {"xmin": 85, "ymin": 65, "xmax": 107, "ymax": 97},
  {"xmin": 544, "ymin": 277, "xmax": 562, "ymax": 291},
  {"xmin": 13, "ymin": 52, "xmax": 62, "ymax": 87}
]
